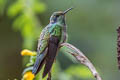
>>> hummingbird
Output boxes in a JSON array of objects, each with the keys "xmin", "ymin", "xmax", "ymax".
[{"xmin": 32, "ymin": 7, "xmax": 73, "ymax": 78}]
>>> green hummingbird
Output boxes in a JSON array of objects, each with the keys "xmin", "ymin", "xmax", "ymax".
[{"xmin": 32, "ymin": 7, "xmax": 73, "ymax": 78}]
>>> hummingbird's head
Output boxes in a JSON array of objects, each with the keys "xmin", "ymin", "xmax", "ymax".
[{"xmin": 50, "ymin": 7, "xmax": 73, "ymax": 24}]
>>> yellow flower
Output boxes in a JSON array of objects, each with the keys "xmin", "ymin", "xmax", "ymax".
[
  {"xmin": 21, "ymin": 49, "xmax": 36, "ymax": 56},
  {"xmin": 23, "ymin": 71, "xmax": 35, "ymax": 80}
]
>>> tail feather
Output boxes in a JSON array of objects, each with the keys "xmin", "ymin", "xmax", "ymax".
[{"xmin": 42, "ymin": 36, "xmax": 60, "ymax": 78}]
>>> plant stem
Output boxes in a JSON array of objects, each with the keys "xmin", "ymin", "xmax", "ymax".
[{"xmin": 60, "ymin": 43, "xmax": 102, "ymax": 80}]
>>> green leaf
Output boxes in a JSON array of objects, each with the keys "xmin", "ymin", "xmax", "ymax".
[
  {"xmin": 33, "ymin": 2, "xmax": 46, "ymax": 13},
  {"xmin": 60, "ymin": 46, "xmax": 78, "ymax": 63},
  {"xmin": 65, "ymin": 65, "xmax": 93, "ymax": 79},
  {"xmin": 7, "ymin": 2, "xmax": 23, "ymax": 17}
]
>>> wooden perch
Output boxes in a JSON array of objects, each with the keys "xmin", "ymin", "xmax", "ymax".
[
  {"xmin": 22, "ymin": 42, "xmax": 102, "ymax": 80},
  {"xmin": 60, "ymin": 43, "xmax": 102, "ymax": 80},
  {"xmin": 117, "ymin": 26, "xmax": 120, "ymax": 69}
]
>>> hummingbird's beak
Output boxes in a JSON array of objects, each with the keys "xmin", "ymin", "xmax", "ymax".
[{"xmin": 63, "ymin": 7, "xmax": 73, "ymax": 15}]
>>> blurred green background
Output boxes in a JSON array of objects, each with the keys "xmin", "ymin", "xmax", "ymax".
[{"xmin": 0, "ymin": 0, "xmax": 119, "ymax": 80}]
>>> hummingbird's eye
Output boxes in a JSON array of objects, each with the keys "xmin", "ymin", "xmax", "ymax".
[{"xmin": 56, "ymin": 15, "xmax": 60, "ymax": 18}]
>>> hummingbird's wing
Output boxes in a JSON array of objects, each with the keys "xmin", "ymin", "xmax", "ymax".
[
  {"xmin": 42, "ymin": 35, "xmax": 60, "ymax": 78},
  {"xmin": 32, "ymin": 48, "xmax": 47, "ymax": 75},
  {"xmin": 32, "ymin": 26, "xmax": 50, "ymax": 75}
]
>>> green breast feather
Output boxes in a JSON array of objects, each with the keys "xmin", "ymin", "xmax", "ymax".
[{"xmin": 49, "ymin": 24, "xmax": 62, "ymax": 37}]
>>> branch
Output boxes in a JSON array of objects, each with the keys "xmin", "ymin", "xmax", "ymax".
[
  {"xmin": 60, "ymin": 43, "xmax": 102, "ymax": 80},
  {"xmin": 117, "ymin": 26, "xmax": 120, "ymax": 69}
]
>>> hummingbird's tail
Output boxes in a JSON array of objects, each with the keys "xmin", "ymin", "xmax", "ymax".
[{"xmin": 42, "ymin": 36, "xmax": 60, "ymax": 78}]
